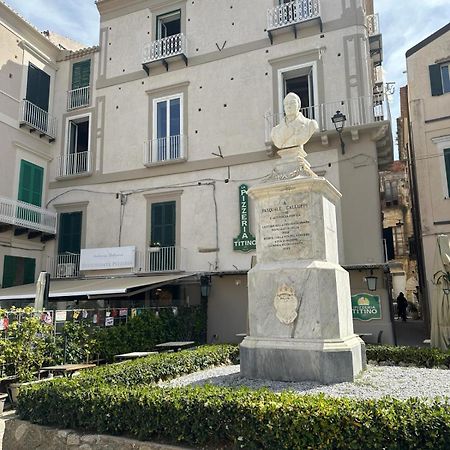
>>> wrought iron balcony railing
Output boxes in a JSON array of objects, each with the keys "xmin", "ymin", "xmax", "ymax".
[
  {"xmin": 144, "ymin": 135, "xmax": 186, "ymax": 165},
  {"xmin": 20, "ymin": 100, "xmax": 57, "ymax": 140},
  {"xmin": 267, "ymin": 0, "xmax": 321, "ymax": 31},
  {"xmin": 67, "ymin": 86, "xmax": 90, "ymax": 111},
  {"xmin": 47, "ymin": 253, "xmax": 80, "ymax": 279},
  {"xmin": 264, "ymin": 94, "xmax": 390, "ymax": 142},
  {"xmin": 56, "ymin": 151, "xmax": 92, "ymax": 179},
  {"xmin": 366, "ymin": 13, "xmax": 380, "ymax": 36},
  {"xmin": 0, "ymin": 196, "xmax": 57, "ymax": 235}
]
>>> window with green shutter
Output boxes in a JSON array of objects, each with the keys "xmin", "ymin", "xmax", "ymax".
[
  {"xmin": 2, "ymin": 255, "xmax": 35, "ymax": 288},
  {"xmin": 72, "ymin": 60, "xmax": 91, "ymax": 90},
  {"xmin": 58, "ymin": 212, "xmax": 82, "ymax": 254},
  {"xmin": 26, "ymin": 63, "xmax": 50, "ymax": 111},
  {"xmin": 444, "ymin": 148, "xmax": 450, "ymax": 197},
  {"xmin": 151, "ymin": 202, "xmax": 176, "ymax": 247},
  {"xmin": 18, "ymin": 160, "xmax": 44, "ymax": 207}
]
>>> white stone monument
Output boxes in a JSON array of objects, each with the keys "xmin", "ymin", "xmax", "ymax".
[{"xmin": 240, "ymin": 93, "xmax": 365, "ymax": 384}]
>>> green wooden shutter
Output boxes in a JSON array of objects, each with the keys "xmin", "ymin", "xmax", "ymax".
[
  {"xmin": 18, "ymin": 160, "xmax": 43, "ymax": 207},
  {"xmin": 2, "ymin": 255, "xmax": 16, "ymax": 288},
  {"xmin": 58, "ymin": 212, "xmax": 82, "ymax": 254},
  {"xmin": 72, "ymin": 60, "xmax": 91, "ymax": 90},
  {"xmin": 151, "ymin": 202, "xmax": 176, "ymax": 247},
  {"xmin": 429, "ymin": 64, "xmax": 443, "ymax": 96},
  {"xmin": 23, "ymin": 258, "xmax": 36, "ymax": 285},
  {"xmin": 445, "ymin": 149, "xmax": 450, "ymax": 197},
  {"xmin": 26, "ymin": 63, "xmax": 50, "ymax": 111}
]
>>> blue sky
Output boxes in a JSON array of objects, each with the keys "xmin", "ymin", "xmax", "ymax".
[{"xmin": 4, "ymin": 0, "xmax": 450, "ymax": 157}]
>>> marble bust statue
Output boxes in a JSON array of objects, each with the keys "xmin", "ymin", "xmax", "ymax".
[{"xmin": 271, "ymin": 93, "xmax": 319, "ymax": 153}]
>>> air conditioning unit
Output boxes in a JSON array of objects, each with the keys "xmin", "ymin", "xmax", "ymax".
[{"xmin": 57, "ymin": 263, "xmax": 76, "ymax": 278}]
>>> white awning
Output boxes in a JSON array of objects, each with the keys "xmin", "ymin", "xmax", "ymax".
[{"xmin": 0, "ymin": 274, "xmax": 193, "ymax": 301}]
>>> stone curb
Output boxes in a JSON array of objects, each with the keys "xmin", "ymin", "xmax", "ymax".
[{"xmin": 3, "ymin": 418, "xmax": 191, "ymax": 450}]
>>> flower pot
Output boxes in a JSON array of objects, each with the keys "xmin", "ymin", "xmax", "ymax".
[
  {"xmin": 0, "ymin": 393, "xmax": 7, "ymax": 415},
  {"xmin": 8, "ymin": 378, "xmax": 52, "ymax": 404}
]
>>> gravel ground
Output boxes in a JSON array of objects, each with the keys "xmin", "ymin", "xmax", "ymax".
[{"xmin": 162, "ymin": 364, "xmax": 450, "ymax": 400}]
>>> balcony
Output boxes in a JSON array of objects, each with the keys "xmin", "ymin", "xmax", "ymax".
[
  {"xmin": 135, "ymin": 247, "xmax": 185, "ymax": 273},
  {"xmin": 47, "ymin": 253, "xmax": 80, "ymax": 279},
  {"xmin": 0, "ymin": 196, "xmax": 57, "ymax": 238},
  {"xmin": 19, "ymin": 100, "xmax": 57, "ymax": 142},
  {"xmin": 142, "ymin": 33, "xmax": 188, "ymax": 74},
  {"xmin": 367, "ymin": 13, "xmax": 382, "ymax": 66},
  {"xmin": 265, "ymin": 95, "xmax": 390, "ymax": 141},
  {"xmin": 144, "ymin": 135, "xmax": 186, "ymax": 166},
  {"xmin": 55, "ymin": 151, "xmax": 92, "ymax": 179},
  {"xmin": 267, "ymin": 0, "xmax": 322, "ymax": 44},
  {"xmin": 67, "ymin": 86, "xmax": 90, "ymax": 111}
]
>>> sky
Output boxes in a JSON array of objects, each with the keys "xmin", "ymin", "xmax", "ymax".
[{"xmin": 3, "ymin": 0, "xmax": 450, "ymax": 158}]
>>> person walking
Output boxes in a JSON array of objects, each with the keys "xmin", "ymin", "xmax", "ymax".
[{"xmin": 397, "ymin": 292, "xmax": 408, "ymax": 322}]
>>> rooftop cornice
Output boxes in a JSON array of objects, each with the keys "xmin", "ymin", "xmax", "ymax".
[{"xmin": 96, "ymin": 0, "xmax": 184, "ymax": 16}]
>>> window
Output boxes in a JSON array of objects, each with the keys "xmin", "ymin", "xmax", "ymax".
[
  {"xmin": 58, "ymin": 212, "xmax": 82, "ymax": 255},
  {"xmin": 444, "ymin": 148, "xmax": 450, "ymax": 196},
  {"xmin": 429, "ymin": 62, "xmax": 450, "ymax": 96},
  {"xmin": 153, "ymin": 94, "xmax": 183, "ymax": 161},
  {"xmin": 156, "ymin": 10, "xmax": 181, "ymax": 39},
  {"xmin": 149, "ymin": 201, "xmax": 176, "ymax": 271},
  {"xmin": 71, "ymin": 60, "xmax": 91, "ymax": 90},
  {"xmin": 2, "ymin": 256, "xmax": 35, "ymax": 288},
  {"xmin": 279, "ymin": 64, "xmax": 316, "ymax": 118},
  {"xmin": 384, "ymin": 180, "xmax": 399, "ymax": 207},
  {"xmin": 64, "ymin": 116, "xmax": 91, "ymax": 175},
  {"xmin": 18, "ymin": 160, "xmax": 43, "ymax": 207},
  {"xmin": 26, "ymin": 63, "xmax": 50, "ymax": 112}
]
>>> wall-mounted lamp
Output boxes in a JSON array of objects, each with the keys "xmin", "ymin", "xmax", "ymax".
[
  {"xmin": 331, "ymin": 110, "xmax": 347, "ymax": 154},
  {"xmin": 364, "ymin": 269, "xmax": 378, "ymax": 291},
  {"xmin": 200, "ymin": 275, "xmax": 211, "ymax": 297}
]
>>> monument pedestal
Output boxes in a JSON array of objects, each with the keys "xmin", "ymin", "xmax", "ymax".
[{"xmin": 240, "ymin": 170, "xmax": 365, "ymax": 384}]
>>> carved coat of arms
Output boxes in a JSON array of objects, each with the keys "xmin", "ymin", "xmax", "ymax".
[{"xmin": 274, "ymin": 284, "xmax": 299, "ymax": 325}]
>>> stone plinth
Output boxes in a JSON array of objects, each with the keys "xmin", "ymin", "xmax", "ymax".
[{"xmin": 240, "ymin": 176, "xmax": 365, "ymax": 384}]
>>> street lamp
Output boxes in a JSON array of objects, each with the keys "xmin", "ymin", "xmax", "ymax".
[
  {"xmin": 331, "ymin": 110, "xmax": 347, "ymax": 154},
  {"xmin": 200, "ymin": 275, "xmax": 211, "ymax": 297},
  {"xmin": 364, "ymin": 270, "xmax": 378, "ymax": 291}
]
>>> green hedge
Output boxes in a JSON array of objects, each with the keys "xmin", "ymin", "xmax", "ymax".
[
  {"xmin": 366, "ymin": 345, "xmax": 450, "ymax": 368},
  {"xmin": 18, "ymin": 382, "xmax": 450, "ymax": 449},
  {"xmin": 78, "ymin": 344, "xmax": 239, "ymax": 387}
]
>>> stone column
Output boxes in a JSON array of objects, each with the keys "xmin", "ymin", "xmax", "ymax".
[{"xmin": 240, "ymin": 149, "xmax": 365, "ymax": 384}]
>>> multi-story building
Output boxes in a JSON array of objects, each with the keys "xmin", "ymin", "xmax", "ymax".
[
  {"xmin": 0, "ymin": 2, "xmax": 84, "ymax": 300},
  {"xmin": 0, "ymin": 0, "xmax": 394, "ymax": 342},
  {"xmin": 404, "ymin": 22, "xmax": 450, "ymax": 328}
]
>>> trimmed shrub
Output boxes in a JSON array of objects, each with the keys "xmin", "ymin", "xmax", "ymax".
[
  {"xmin": 18, "ymin": 381, "xmax": 450, "ymax": 449},
  {"xmin": 366, "ymin": 345, "xmax": 450, "ymax": 368}
]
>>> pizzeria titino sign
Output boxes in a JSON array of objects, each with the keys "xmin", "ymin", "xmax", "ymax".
[
  {"xmin": 351, "ymin": 293, "xmax": 382, "ymax": 321},
  {"xmin": 233, "ymin": 184, "xmax": 256, "ymax": 253}
]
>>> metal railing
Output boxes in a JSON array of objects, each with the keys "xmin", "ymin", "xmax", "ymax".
[
  {"xmin": 267, "ymin": 0, "xmax": 320, "ymax": 30},
  {"xmin": 144, "ymin": 135, "xmax": 186, "ymax": 165},
  {"xmin": 67, "ymin": 86, "xmax": 90, "ymax": 110},
  {"xmin": 20, "ymin": 100, "xmax": 57, "ymax": 139},
  {"xmin": 134, "ymin": 246, "xmax": 184, "ymax": 273},
  {"xmin": 366, "ymin": 13, "xmax": 380, "ymax": 36},
  {"xmin": 56, "ymin": 151, "xmax": 92, "ymax": 178},
  {"xmin": 265, "ymin": 94, "xmax": 390, "ymax": 142},
  {"xmin": 143, "ymin": 33, "xmax": 186, "ymax": 63},
  {"xmin": 0, "ymin": 196, "xmax": 57, "ymax": 234},
  {"xmin": 47, "ymin": 253, "xmax": 81, "ymax": 279}
]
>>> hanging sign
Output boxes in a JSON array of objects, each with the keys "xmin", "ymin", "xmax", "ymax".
[
  {"xmin": 351, "ymin": 293, "xmax": 382, "ymax": 321},
  {"xmin": 55, "ymin": 310, "xmax": 67, "ymax": 322},
  {"xmin": 233, "ymin": 184, "xmax": 256, "ymax": 252}
]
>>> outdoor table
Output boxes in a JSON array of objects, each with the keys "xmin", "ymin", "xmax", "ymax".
[
  {"xmin": 155, "ymin": 341, "xmax": 195, "ymax": 352},
  {"xmin": 114, "ymin": 351, "xmax": 157, "ymax": 361},
  {"xmin": 41, "ymin": 363, "xmax": 96, "ymax": 378}
]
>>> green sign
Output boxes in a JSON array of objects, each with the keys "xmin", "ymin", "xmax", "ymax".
[
  {"xmin": 351, "ymin": 293, "xmax": 382, "ymax": 321},
  {"xmin": 233, "ymin": 184, "xmax": 256, "ymax": 253}
]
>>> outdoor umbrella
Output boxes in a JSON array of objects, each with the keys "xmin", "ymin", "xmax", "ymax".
[{"xmin": 431, "ymin": 234, "xmax": 450, "ymax": 351}]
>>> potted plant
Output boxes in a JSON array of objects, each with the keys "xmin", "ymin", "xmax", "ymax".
[{"xmin": 149, "ymin": 241, "xmax": 161, "ymax": 252}]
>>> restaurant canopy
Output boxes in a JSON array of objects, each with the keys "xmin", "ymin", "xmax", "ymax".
[{"xmin": 0, "ymin": 274, "xmax": 194, "ymax": 301}]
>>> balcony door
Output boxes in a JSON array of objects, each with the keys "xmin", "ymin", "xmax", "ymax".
[
  {"xmin": 66, "ymin": 116, "xmax": 90, "ymax": 175},
  {"xmin": 70, "ymin": 60, "xmax": 91, "ymax": 109},
  {"xmin": 26, "ymin": 63, "xmax": 50, "ymax": 112},
  {"xmin": 150, "ymin": 201, "xmax": 176, "ymax": 271},
  {"xmin": 17, "ymin": 160, "xmax": 43, "ymax": 225},
  {"xmin": 154, "ymin": 95, "xmax": 182, "ymax": 161},
  {"xmin": 283, "ymin": 68, "xmax": 314, "ymax": 118},
  {"xmin": 156, "ymin": 10, "xmax": 181, "ymax": 39}
]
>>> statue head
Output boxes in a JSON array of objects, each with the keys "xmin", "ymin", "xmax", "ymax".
[{"xmin": 283, "ymin": 92, "xmax": 301, "ymax": 119}]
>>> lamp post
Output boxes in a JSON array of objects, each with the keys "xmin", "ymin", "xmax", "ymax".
[
  {"xmin": 331, "ymin": 110, "xmax": 347, "ymax": 154},
  {"xmin": 199, "ymin": 275, "xmax": 211, "ymax": 344}
]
